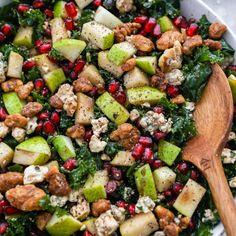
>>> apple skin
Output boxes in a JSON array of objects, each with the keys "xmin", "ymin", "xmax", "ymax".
[
  {"xmin": 228, "ymin": 74, "xmax": 236, "ymax": 103},
  {"xmin": 136, "ymin": 57, "xmax": 157, "ymax": 75},
  {"xmin": 0, "ymin": 142, "xmax": 14, "ymax": 169},
  {"xmin": 54, "ymin": 1, "xmax": 67, "ymax": 18},
  {"xmin": 3, "ymin": 92, "xmax": 25, "ymax": 115},
  {"xmin": 7, "ymin": 51, "xmax": 23, "ymax": 79},
  {"xmin": 158, "ymin": 16, "xmax": 175, "ymax": 32},
  {"xmin": 13, "ymin": 26, "xmax": 33, "ymax": 48}
]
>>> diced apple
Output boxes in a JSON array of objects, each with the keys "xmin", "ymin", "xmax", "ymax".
[
  {"xmin": 98, "ymin": 51, "xmax": 124, "ymax": 77},
  {"xmin": 158, "ymin": 16, "xmax": 175, "ymax": 32},
  {"xmin": 127, "ymin": 86, "xmax": 165, "ymax": 105},
  {"xmin": 50, "ymin": 17, "xmax": 68, "ymax": 43},
  {"xmin": 124, "ymin": 67, "xmax": 149, "ymax": 89},
  {"xmin": 53, "ymin": 39, "xmax": 86, "ymax": 63},
  {"xmin": 110, "ymin": 151, "xmax": 135, "ymax": 167},
  {"xmin": 13, "ymin": 136, "xmax": 51, "ymax": 166},
  {"xmin": 44, "ymin": 160, "xmax": 59, "ymax": 169},
  {"xmin": 120, "ymin": 212, "xmax": 158, "ymax": 236},
  {"xmin": 13, "ymin": 27, "xmax": 33, "ymax": 48},
  {"xmin": 74, "ymin": 0, "xmax": 93, "ymax": 9},
  {"xmin": 83, "ymin": 170, "xmax": 109, "ymax": 202},
  {"xmin": 81, "ymin": 218, "xmax": 97, "ymax": 235},
  {"xmin": 136, "ymin": 56, "xmax": 157, "ymax": 75},
  {"xmin": 81, "ymin": 21, "xmax": 114, "ymax": 50},
  {"xmin": 94, "ymin": 6, "xmax": 122, "ymax": 29},
  {"xmin": 96, "ymin": 92, "xmax": 129, "ymax": 125},
  {"xmin": 7, "ymin": 51, "xmax": 23, "ymax": 78},
  {"xmin": 54, "ymin": 1, "xmax": 67, "ymax": 18},
  {"xmin": 0, "ymin": 142, "xmax": 14, "ymax": 169},
  {"xmin": 228, "ymin": 74, "xmax": 236, "ymax": 103},
  {"xmin": 46, "ymin": 211, "xmax": 82, "ymax": 236},
  {"xmin": 173, "ymin": 179, "xmax": 206, "ymax": 217},
  {"xmin": 52, "ymin": 135, "xmax": 76, "ymax": 161},
  {"xmin": 153, "ymin": 167, "xmax": 176, "ymax": 192},
  {"xmin": 44, "ymin": 68, "xmax": 66, "ymax": 93},
  {"xmin": 3, "ymin": 92, "xmax": 25, "ymax": 114}
]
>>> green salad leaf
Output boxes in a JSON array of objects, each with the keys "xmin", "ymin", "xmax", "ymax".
[{"xmin": 198, "ymin": 15, "xmax": 211, "ymax": 39}]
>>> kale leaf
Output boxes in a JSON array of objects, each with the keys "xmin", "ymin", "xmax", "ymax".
[
  {"xmin": 22, "ymin": 67, "xmax": 41, "ymax": 82},
  {"xmin": 77, "ymin": 9, "xmax": 94, "ymax": 28},
  {"xmin": 198, "ymin": 15, "xmax": 211, "ymax": 39},
  {"xmin": 49, "ymin": 48, "xmax": 65, "ymax": 61},
  {"xmin": 8, "ymin": 164, "xmax": 24, "ymax": 172},
  {"xmin": 0, "ymin": 2, "xmax": 18, "ymax": 22},
  {"xmin": 58, "ymin": 111, "xmax": 75, "ymax": 132},
  {"xmin": 39, "ymin": 195, "xmax": 57, "ymax": 213},
  {"xmin": 0, "ymin": 43, "xmax": 29, "ymax": 60},
  {"xmin": 31, "ymin": 89, "xmax": 50, "ymax": 109},
  {"xmin": 194, "ymin": 225, "xmax": 213, "ymax": 236}
]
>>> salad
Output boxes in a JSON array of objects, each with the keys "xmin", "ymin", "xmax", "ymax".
[{"xmin": 0, "ymin": 0, "xmax": 236, "ymax": 235}]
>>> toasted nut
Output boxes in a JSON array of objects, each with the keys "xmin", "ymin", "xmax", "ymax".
[
  {"xmin": 91, "ymin": 199, "xmax": 111, "ymax": 217},
  {"xmin": 1, "ymin": 79, "xmax": 23, "ymax": 92},
  {"xmin": 0, "ymin": 172, "xmax": 23, "ymax": 192},
  {"xmin": 164, "ymin": 222, "xmax": 180, "ymax": 236},
  {"xmin": 155, "ymin": 205, "xmax": 175, "ymax": 222},
  {"xmin": 204, "ymin": 39, "xmax": 222, "ymax": 50},
  {"xmin": 49, "ymin": 95, "xmax": 63, "ymax": 109},
  {"xmin": 182, "ymin": 35, "xmax": 203, "ymax": 55},
  {"xmin": 66, "ymin": 124, "xmax": 85, "ymax": 139},
  {"xmin": 36, "ymin": 212, "xmax": 52, "ymax": 231},
  {"xmin": 21, "ymin": 102, "xmax": 43, "ymax": 117},
  {"xmin": 209, "ymin": 22, "xmax": 227, "ymax": 39},
  {"xmin": 171, "ymin": 94, "xmax": 185, "ymax": 104},
  {"xmin": 73, "ymin": 77, "xmax": 93, "ymax": 93},
  {"xmin": 4, "ymin": 114, "xmax": 28, "ymax": 128},
  {"xmin": 121, "ymin": 58, "xmax": 136, "ymax": 72},
  {"xmin": 150, "ymin": 69, "xmax": 167, "ymax": 92},
  {"xmin": 15, "ymin": 81, "xmax": 34, "ymax": 100},
  {"xmin": 179, "ymin": 217, "xmax": 190, "ymax": 230},
  {"xmin": 130, "ymin": 35, "xmax": 155, "ymax": 52}
]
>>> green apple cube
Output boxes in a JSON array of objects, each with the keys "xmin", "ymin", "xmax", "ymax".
[
  {"xmin": 0, "ymin": 142, "xmax": 14, "ymax": 169},
  {"xmin": 120, "ymin": 212, "xmax": 158, "ymax": 236},
  {"xmin": 158, "ymin": 16, "xmax": 175, "ymax": 32},
  {"xmin": 108, "ymin": 42, "xmax": 137, "ymax": 66},
  {"xmin": 81, "ymin": 21, "xmax": 114, "ymax": 50},
  {"xmin": 228, "ymin": 74, "xmax": 236, "ymax": 103},
  {"xmin": 3, "ymin": 92, "xmax": 25, "ymax": 114},
  {"xmin": 46, "ymin": 212, "xmax": 82, "ymax": 236},
  {"xmin": 127, "ymin": 86, "xmax": 165, "ymax": 105},
  {"xmin": 7, "ymin": 51, "xmax": 23, "ymax": 78},
  {"xmin": 110, "ymin": 151, "xmax": 135, "ymax": 167},
  {"xmin": 98, "ymin": 51, "xmax": 124, "ymax": 77},
  {"xmin": 13, "ymin": 27, "xmax": 33, "ymax": 48},
  {"xmin": 81, "ymin": 218, "xmax": 97, "ymax": 235},
  {"xmin": 153, "ymin": 167, "xmax": 176, "ymax": 192},
  {"xmin": 173, "ymin": 179, "xmax": 206, "ymax": 217},
  {"xmin": 44, "ymin": 68, "xmax": 66, "ymax": 93},
  {"xmin": 158, "ymin": 140, "xmax": 181, "ymax": 166},
  {"xmin": 136, "ymin": 57, "xmax": 157, "ymax": 75},
  {"xmin": 75, "ymin": 0, "xmax": 93, "ymax": 9},
  {"xmin": 52, "ymin": 135, "xmax": 76, "ymax": 161},
  {"xmin": 13, "ymin": 136, "xmax": 51, "ymax": 166},
  {"xmin": 54, "ymin": 1, "xmax": 67, "ymax": 18},
  {"xmin": 96, "ymin": 92, "xmax": 129, "ymax": 125},
  {"xmin": 50, "ymin": 17, "xmax": 68, "ymax": 43},
  {"xmin": 44, "ymin": 160, "xmax": 59, "ymax": 169},
  {"xmin": 134, "ymin": 164, "xmax": 157, "ymax": 200},
  {"xmin": 124, "ymin": 67, "xmax": 149, "ymax": 89},
  {"xmin": 83, "ymin": 170, "xmax": 108, "ymax": 202},
  {"xmin": 94, "ymin": 6, "xmax": 122, "ymax": 29},
  {"xmin": 53, "ymin": 39, "xmax": 86, "ymax": 63}
]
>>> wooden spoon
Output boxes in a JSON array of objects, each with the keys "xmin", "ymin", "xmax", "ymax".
[{"xmin": 182, "ymin": 64, "xmax": 236, "ymax": 236}]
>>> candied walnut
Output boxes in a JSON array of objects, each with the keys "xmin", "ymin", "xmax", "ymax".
[
  {"xmin": 156, "ymin": 31, "xmax": 184, "ymax": 51},
  {"xmin": 110, "ymin": 123, "xmax": 140, "ymax": 150},
  {"xmin": 91, "ymin": 199, "xmax": 111, "ymax": 217},
  {"xmin": 114, "ymin": 22, "xmax": 141, "ymax": 43},
  {"xmin": 182, "ymin": 35, "xmax": 203, "ymax": 55},
  {"xmin": 5, "ymin": 185, "xmax": 46, "ymax": 211},
  {"xmin": 15, "ymin": 81, "xmax": 34, "ymax": 100},
  {"xmin": 171, "ymin": 94, "xmax": 185, "ymax": 104},
  {"xmin": 121, "ymin": 58, "xmax": 136, "ymax": 72},
  {"xmin": 73, "ymin": 77, "xmax": 93, "ymax": 93},
  {"xmin": 4, "ymin": 114, "xmax": 27, "ymax": 128},
  {"xmin": 130, "ymin": 35, "xmax": 155, "ymax": 52},
  {"xmin": 204, "ymin": 39, "xmax": 222, "ymax": 50},
  {"xmin": 21, "ymin": 102, "xmax": 43, "ymax": 118},
  {"xmin": 150, "ymin": 69, "xmax": 167, "ymax": 92},
  {"xmin": 164, "ymin": 223, "xmax": 180, "ymax": 236},
  {"xmin": 209, "ymin": 22, "xmax": 227, "ymax": 39},
  {"xmin": 27, "ymin": 96, "xmax": 33, "ymax": 102},
  {"xmin": 0, "ymin": 172, "xmax": 23, "ymax": 192},
  {"xmin": 179, "ymin": 217, "xmax": 190, "ymax": 230},
  {"xmin": 66, "ymin": 124, "xmax": 85, "ymax": 139},
  {"xmin": 36, "ymin": 212, "xmax": 52, "ymax": 231},
  {"xmin": 116, "ymin": 0, "xmax": 133, "ymax": 13},
  {"xmin": 50, "ymin": 95, "xmax": 63, "ymax": 109},
  {"xmin": 1, "ymin": 78, "xmax": 23, "ymax": 92},
  {"xmin": 155, "ymin": 206, "xmax": 175, "ymax": 229}
]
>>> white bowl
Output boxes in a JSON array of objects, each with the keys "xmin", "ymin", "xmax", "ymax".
[{"xmin": 0, "ymin": 0, "xmax": 235, "ymax": 235}]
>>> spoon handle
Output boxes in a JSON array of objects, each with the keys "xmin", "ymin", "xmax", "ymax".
[{"xmin": 205, "ymin": 154, "xmax": 236, "ymax": 236}]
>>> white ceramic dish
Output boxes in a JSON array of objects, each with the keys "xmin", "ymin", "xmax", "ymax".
[{"xmin": 0, "ymin": 0, "xmax": 235, "ymax": 235}]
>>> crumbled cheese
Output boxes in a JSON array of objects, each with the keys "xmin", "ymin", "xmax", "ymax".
[
  {"xmin": 50, "ymin": 195, "xmax": 68, "ymax": 207},
  {"xmin": 91, "ymin": 117, "xmax": 109, "ymax": 136},
  {"xmin": 70, "ymin": 196, "xmax": 90, "ymax": 220},
  {"xmin": 0, "ymin": 122, "xmax": 10, "ymax": 138},
  {"xmin": 154, "ymin": 231, "xmax": 165, "ymax": 236},
  {"xmin": 174, "ymin": 217, "xmax": 181, "ymax": 224},
  {"xmin": 135, "ymin": 196, "xmax": 155, "ymax": 214},
  {"xmin": 140, "ymin": 111, "xmax": 172, "ymax": 134},
  {"xmin": 129, "ymin": 109, "xmax": 140, "ymax": 121},
  {"xmin": 0, "ymin": 52, "xmax": 7, "ymax": 82},
  {"xmin": 12, "ymin": 127, "xmax": 26, "ymax": 142},
  {"xmin": 23, "ymin": 165, "xmax": 48, "ymax": 185},
  {"xmin": 68, "ymin": 189, "xmax": 83, "ymax": 202},
  {"xmin": 123, "ymin": 187, "xmax": 135, "ymax": 202},
  {"xmin": 185, "ymin": 102, "xmax": 195, "ymax": 111},
  {"xmin": 95, "ymin": 210, "xmax": 119, "ymax": 236},
  {"xmin": 228, "ymin": 131, "xmax": 236, "ymax": 141},
  {"xmin": 111, "ymin": 205, "xmax": 125, "ymax": 223},
  {"xmin": 202, "ymin": 209, "xmax": 215, "ymax": 222},
  {"xmin": 229, "ymin": 176, "xmax": 236, "ymax": 188},
  {"xmin": 26, "ymin": 117, "xmax": 38, "ymax": 134},
  {"xmin": 89, "ymin": 135, "xmax": 107, "ymax": 153},
  {"xmin": 221, "ymin": 148, "xmax": 236, "ymax": 164},
  {"xmin": 165, "ymin": 69, "xmax": 185, "ymax": 86}
]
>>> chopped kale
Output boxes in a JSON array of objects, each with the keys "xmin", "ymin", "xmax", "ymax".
[
  {"xmin": 77, "ymin": 9, "xmax": 94, "ymax": 28},
  {"xmin": 0, "ymin": 43, "xmax": 29, "ymax": 60},
  {"xmin": 198, "ymin": 15, "xmax": 211, "ymax": 39},
  {"xmin": 31, "ymin": 89, "xmax": 50, "ymax": 109},
  {"xmin": 71, "ymin": 30, "xmax": 81, "ymax": 39},
  {"xmin": 104, "ymin": 141, "xmax": 121, "ymax": 156},
  {"xmin": 8, "ymin": 164, "xmax": 24, "ymax": 172},
  {"xmin": 39, "ymin": 195, "xmax": 57, "ymax": 213},
  {"xmin": 2, "ymin": 134, "xmax": 19, "ymax": 149},
  {"xmin": 58, "ymin": 110, "xmax": 75, "ymax": 132},
  {"xmin": 22, "ymin": 67, "xmax": 41, "ymax": 82},
  {"xmin": 194, "ymin": 225, "xmax": 213, "ymax": 236},
  {"xmin": 49, "ymin": 48, "xmax": 65, "ymax": 61}
]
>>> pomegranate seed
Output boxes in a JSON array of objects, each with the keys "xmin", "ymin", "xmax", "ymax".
[
  {"xmin": 68, "ymin": 62, "xmax": 74, "ymax": 69},
  {"xmin": 70, "ymin": 71, "xmax": 78, "ymax": 80},
  {"xmin": 0, "ymin": 200, "xmax": 10, "ymax": 213},
  {"xmin": 167, "ymin": 198, "xmax": 176, "ymax": 206},
  {"xmin": 152, "ymin": 159, "xmax": 163, "ymax": 169},
  {"xmin": 38, "ymin": 112, "xmax": 50, "ymax": 121},
  {"xmin": 143, "ymin": 148, "xmax": 154, "ymax": 163},
  {"xmin": 139, "ymin": 136, "xmax": 153, "ymax": 147},
  {"xmin": 177, "ymin": 162, "xmax": 189, "ymax": 174},
  {"xmin": 65, "ymin": 2, "xmax": 77, "ymax": 18},
  {"xmin": 189, "ymin": 219, "xmax": 196, "ymax": 231},
  {"xmin": 44, "ymin": 9, "xmax": 53, "ymax": 18},
  {"xmin": 153, "ymin": 131, "xmax": 167, "ymax": 141},
  {"xmin": 50, "ymin": 111, "xmax": 60, "ymax": 125},
  {"xmin": 32, "ymin": 0, "xmax": 44, "ymax": 9},
  {"xmin": 17, "ymin": 3, "xmax": 30, "ymax": 13},
  {"xmin": 153, "ymin": 106, "xmax": 164, "ymax": 114},
  {"xmin": 23, "ymin": 60, "xmax": 36, "ymax": 71},
  {"xmin": 1, "ymin": 24, "xmax": 12, "ymax": 36},
  {"xmin": 190, "ymin": 169, "xmax": 199, "ymax": 181},
  {"xmin": 84, "ymin": 230, "xmax": 93, "ymax": 236},
  {"xmin": 116, "ymin": 200, "xmax": 128, "ymax": 209},
  {"xmin": 43, "ymin": 120, "xmax": 55, "ymax": 135},
  {"xmin": 38, "ymin": 42, "xmax": 51, "ymax": 54},
  {"xmin": 84, "ymin": 128, "xmax": 93, "ymax": 142},
  {"xmin": 74, "ymin": 60, "xmax": 86, "ymax": 73},
  {"xmin": 186, "ymin": 23, "xmax": 199, "ymax": 37},
  {"xmin": 0, "ymin": 32, "xmax": 6, "ymax": 43},
  {"xmin": 173, "ymin": 16, "xmax": 188, "ymax": 29},
  {"xmin": 0, "ymin": 223, "xmax": 9, "ymax": 234},
  {"xmin": 93, "ymin": 0, "xmax": 102, "ymax": 7},
  {"xmin": 164, "ymin": 189, "xmax": 173, "ymax": 198},
  {"xmin": 4, "ymin": 206, "xmax": 19, "ymax": 215},
  {"xmin": 134, "ymin": 16, "xmax": 148, "ymax": 25},
  {"xmin": 65, "ymin": 17, "xmax": 75, "ymax": 31},
  {"xmin": 103, "ymin": 162, "xmax": 112, "ymax": 173},
  {"xmin": 167, "ymin": 85, "xmax": 179, "ymax": 98},
  {"xmin": 152, "ymin": 24, "xmax": 161, "ymax": 38},
  {"xmin": 0, "ymin": 107, "xmax": 7, "ymax": 121},
  {"xmin": 132, "ymin": 143, "xmax": 145, "ymax": 160},
  {"xmin": 172, "ymin": 182, "xmax": 184, "ymax": 195},
  {"xmin": 35, "ymin": 121, "xmax": 43, "ymax": 133},
  {"xmin": 127, "ymin": 204, "xmax": 136, "ymax": 215},
  {"xmin": 88, "ymin": 86, "xmax": 98, "ymax": 97},
  {"xmin": 139, "ymin": 29, "xmax": 147, "ymax": 36},
  {"xmin": 35, "ymin": 39, "xmax": 43, "ymax": 48},
  {"xmin": 114, "ymin": 91, "xmax": 126, "ymax": 105},
  {"xmin": 110, "ymin": 167, "xmax": 122, "ymax": 181},
  {"xmin": 34, "ymin": 78, "xmax": 45, "ymax": 90},
  {"xmin": 105, "ymin": 180, "xmax": 117, "ymax": 195},
  {"xmin": 108, "ymin": 81, "xmax": 120, "ymax": 94},
  {"xmin": 62, "ymin": 64, "xmax": 70, "ymax": 74},
  {"xmin": 40, "ymin": 87, "xmax": 49, "ymax": 96},
  {"xmin": 63, "ymin": 158, "xmax": 77, "ymax": 171},
  {"xmin": 227, "ymin": 65, "xmax": 236, "ymax": 71},
  {"xmin": 144, "ymin": 18, "xmax": 156, "ymax": 33}
]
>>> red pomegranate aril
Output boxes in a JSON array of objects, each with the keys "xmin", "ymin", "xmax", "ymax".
[
  {"xmin": 110, "ymin": 167, "xmax": 122, "ymax": 181},
  {"xmin": 65, "ymin": 2, "xmax": 78, "ymax": 18},
  {"xmin": 153, "ymin": 131, "xmax": 167, "ymax": 141},
  {"xmin": 65, "ymin": 17, "xmax": 75, "ymax": 31},
  {"xmin": 1, "ymin": 24, "xmax": 12, "ymax": 36},
  {"xmin": 93, "ymin": 0, "xmax": 102, "ymax": 7},
  {"xmin": 38, "ymin": 112, "xmax": 50, "ymax": 121},
  {"xmin": 152, "ymin": 159, "xmax": 163, "ymax": 169},
  {"xmin": 33, "ymin": 0, "xmax": 44, "ymax": 9},
  {"xmin": 127, "ymin": 204, "xmax": 136, "ymax": 215},
  {"xmin": 23, "ymin": 60, "xmax": 36, "ymax": 71},
  {"xmin": 132, "ymin": 143, "xmax": 145, "ymax": 160},
  {"xmin": 35, "ymin": 121, "xmax": 43, "ymax": 133},
  {"xmin": 0, "ymin": 107, "xmax": 7, "ymax": 121},
  {"xmin": 41, "ymin": 87, "xmax": 49, "ymax": 96},
  {"xmin": 152, "ymin": 24, "xmax": 161, "ymax": 38},
  {"xmin": 189, "ymin": 219, "xmax": 196, "ymax": 231},
  {"xmin": 177, "ymin": 161, "xmax": 189, "ymax": 174},
  {"xmin": 173, "ymin": 16, "xmax": 188, "ymax": 29},
  {"xmin": 172, "ymin": 182, "xmax": 184, "ymax": 195},
  {"xmin": 0, "ymin": 222, "xmax": 9, "ymax": 234},
  {"xmin": 139, "ymin": 136, "xmax": 153, "ymax": 147},
  {"xmin": 44, "ymin": 9, "xmax": 53, "ymax": 18},
  {"xmin": 227, "ymin": 65, "xmax": 236, "ymax": 71},
  {"xmin": 153, "ymin": 106, "xmax": 164, "ymax": 114},
  {"xmin": 108, "ymin": 81, "xmax": 120, "ymax": 94},
  {"xmin": 43, "ymin": 120, "xmax": 55, "ymax": 135},
  {"xmin": 103, "ymin": 162, "xmax": 112, "ymax": 173},
  {"xmin": 34, "ymin": 78, "xmax": 45, "ymax": 90},
  {"xmin": 84, "ymin": 128, "xmax": 93, "ymax": 142},
  {"xmin": 4, "ymin": 206, "xmax": 19, "ymax": 215},
  {"xmin": 116, "ymin": 200, "xmax": 128, "ymax": 209},
  {"xmin": 62, "ymin": 64, "xmax": 70, "ymax": 74},
  {"xmin": 167, "ymin": 198, "xmax": 176, "ymax": 206},
  {"xmin": 38, "ymin": 42, "xmax": 52, "ymax": 54},
  {"xmin": 190, "ymin": 169, "xmax": 199, "ymax": 181},
  {"xmin": 70, "ymin": 71, "xmax": 78, "ymax": 80},
  {"xmin": 167, "ymin": 85, "xmax": 179, "ymax": 98},
  {"xmin": 74, "ymin": 60, "xmax": 86, "ymax": 73},
  {"xmin": 35, "ymin": 39, "xmax": 43, "ymax": 48},
  {"xmin": 164, "ymin": 189, "xmax": 173, "ymax": 198},
  {"xmin": 143, "ymin": 147, "xmax": 154, "ymax": 163},
  {"xmin": 187, "ymin": 23, "xmax": 199, "ymax": 37},
  {"xmin": 17, "ymin": 3, "xmax": 30, "ymax": 13},
  {"xmin": 106, "ymin": 180, "xmax": 117, "ymax": 195},
  {"xmin": 144, "ymin": 18, "xmax": 156, "ymax": 33},
  {"xmin": 88, "ymin": 86, "xmax": 98, "ymax": 97},
  {"xmin": 63, "ymin": 158, "xmax": 77, "ymax": 171},
  {"xmin": 134, "ymin": 16, "xmax": 148, "ymax": 25},
  {"xmin": 114, "ymin": 91, "xmax": 126, "ymax": 105},
  {"xmin": 0, "ymin": 200, "xmax": 10, "ymax": 213},
  {"xmin": 50, "ymin": 111, "xmax": 60, "ymax": 125},
  {"xmin": 139, "ymin": 29, "xmax": 147, "ymax": 36},
  {"xmin": 0, "ymin": 32, "xmax": 6, "ymax": 43},
  {"xmin": 83, "ymin": 230, "xmax": 93, "ymax": 236}
]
